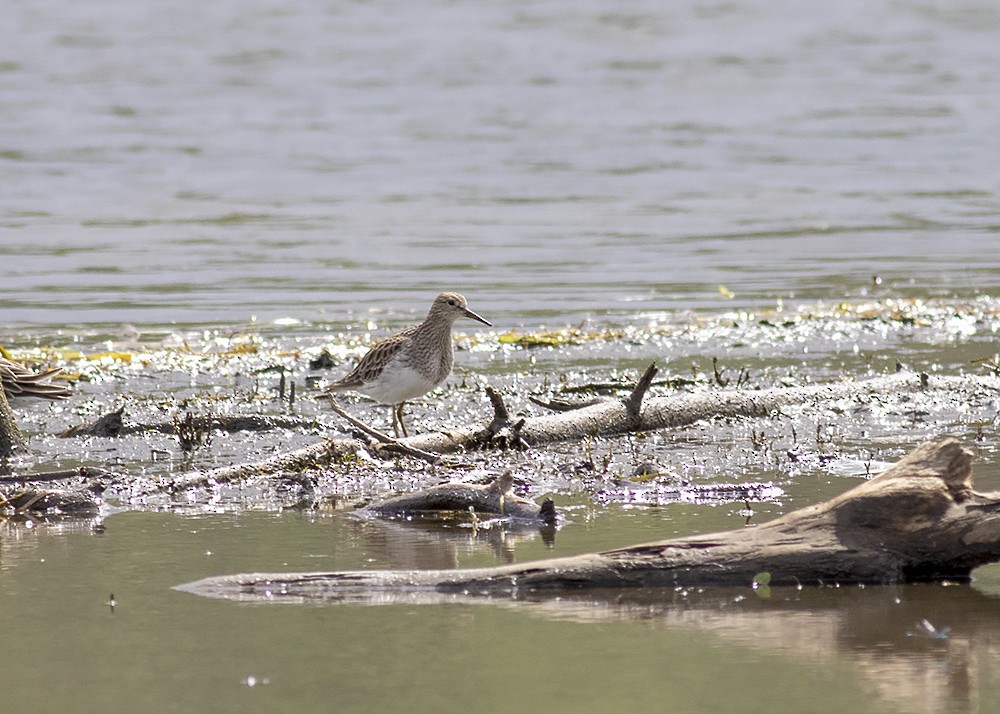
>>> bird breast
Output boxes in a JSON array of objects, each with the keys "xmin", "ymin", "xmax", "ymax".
[
  {"xmin": 408, "ymin": 323, "xmax": 455, "ymax": 385},
  {"xmin": 361, "ymin": 363, "xmax": 439, "ymax": 405}
]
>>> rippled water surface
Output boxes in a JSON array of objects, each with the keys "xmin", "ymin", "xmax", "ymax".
[
  {"xmin": 4, "ymin": 0, "xmax": 1000, "ymax": 712},
  {"xmin": 4, "ymin": 0, "xmax": 1000, "ymax": 330}
]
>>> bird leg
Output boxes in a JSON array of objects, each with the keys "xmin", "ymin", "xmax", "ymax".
[{"xmin": 392, "ymin": 402, "xmax": 409, "ymax": 438}]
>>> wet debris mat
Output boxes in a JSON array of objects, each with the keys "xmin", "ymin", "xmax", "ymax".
[{"xmin": 1, "ymin": 295, "xmax": 999, "ymax": 520}]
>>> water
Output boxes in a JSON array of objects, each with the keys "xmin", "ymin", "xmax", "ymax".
[
  {"xmin": 4, "ymin": 0, "xmax": 1000, "ymax": 330},
  {"xmin": 7, "ymin": 510, "xmax": 997, "ymax": 714},
  {"xmin": 4, "ymin": 0, "xmax": 1000, "ymax": 711}
]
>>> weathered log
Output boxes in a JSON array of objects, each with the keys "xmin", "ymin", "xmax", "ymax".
[
  {"xmin": 381, "ymin": 370, "xmax": 999, "ymax": 455},
  {"xmin": 166, "ymin": 437, "xmax": 359, "ymax": 490},
  {"xmin": 0, "ymin": 487, "xmax": 101, "ymax": 517},
  {"xmin": 59, "ymin": 407, "xmax": 320, "ymax": 438},
  {"xmin": 177, "ymin": 438, "xmax": 1000, "ymax": 601},
  {"xmin": 4, "ymin": 434, "xmax": 362, "ymax": 492},
  {"xmin": 360, "ymin": 472, "xmax": 556, "ymax": 523},
  {"xmin": 0, "ymin": 386, "xmax": 25, "ymax": 458},
  {"xmin": 0, "ymin": 466, "xmax": 115, "ymax": 484}
]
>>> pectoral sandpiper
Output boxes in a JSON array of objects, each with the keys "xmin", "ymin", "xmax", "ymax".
[
  {"xmin": 1, "ymin": 357, "xmax": 71, "ymax": 401},
  {"xmin": 323, "ymin": 292, "xmax": 491, "ymax": 437}
]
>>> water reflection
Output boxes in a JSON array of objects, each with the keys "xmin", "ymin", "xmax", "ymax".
[
  {"xmin": 346, "ymin": 513, "xmax": 557, "ymax": 568},
  {"xmin": 518, "ymin": 585, "xmax": 993, "ymax": 714},
  {"xmin": 180, "ymin": 576, "xmax": 996, "ymax": 714},
  {"xmin": 0, "ymin": 516, "xmax": 104, "ymax": 571}
]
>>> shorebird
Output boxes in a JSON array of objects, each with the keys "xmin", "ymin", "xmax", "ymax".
[
  {"xmin": 323, "ymin": 292, "xmax": 491, "ymax": 437},
  {"xmin": 1, "ymin": 356, "xmax": 71, "ymax": 401}
]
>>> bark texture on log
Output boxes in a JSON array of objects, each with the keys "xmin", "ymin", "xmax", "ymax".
[{"xmin": 177, "ymin": 438, "xmax": 1000, "ymax": 601}]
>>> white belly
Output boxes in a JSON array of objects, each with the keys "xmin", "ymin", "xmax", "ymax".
[{"xmin": 358, "ymin": 363, "xmax": 439, "ymax": 405}]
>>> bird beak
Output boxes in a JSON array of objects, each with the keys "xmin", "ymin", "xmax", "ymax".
[{"xmin": 463, "ymin": 308, "xmax": 492, "ymax": 327}]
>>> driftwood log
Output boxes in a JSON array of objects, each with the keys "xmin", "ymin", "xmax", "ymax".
[
  {"xmin": 0, "ymin": 487, "xmax": 101, "ymax": 517},
  {"xmin": 360, "ymin": 472, "xmax": 556, "ymax": 523},
  {"xmin": 58, "ymin": 407, "xmax": 319, "ymax": 439},
  {"xmin": 394, "ymin": 367, "xmax": 962, "ymax": 454},
  {"xmin": 178, "ymin": 438, "xmax": 1000, "ymax": 601}
]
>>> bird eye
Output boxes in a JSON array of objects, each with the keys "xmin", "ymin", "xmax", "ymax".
[{"xmin": 447, "ymin": 299, "xmax": 456, "ymax": 306}]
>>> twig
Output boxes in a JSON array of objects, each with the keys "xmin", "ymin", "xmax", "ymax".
[
  {"xmin": 712, "ymin": 357, "xmax": 729, "ymax": 387},
  {"xmin": 624, "ymin": 362, "xmax": 658, "ymax": 429},
  {"xmin": 325, "ymin": 396, "xmax": 441, "ymax": 464},
  {"xmin": 0, "ymin": 466, "xmax": 116, "ymax": 484},
  {"xmin": 528, "ymin": 395, "xmax": 605, "ymax": 412},
  {"xmin": 474, "ymin": 387, "xmax": 528, "ymax": 450},
  {"xmin": 486, "ymin": 386, "xmax": 510, "ymax": 426},
  {"xmin": 971, "ymin": 357, "xmax": 1000, "ymax": 376}
]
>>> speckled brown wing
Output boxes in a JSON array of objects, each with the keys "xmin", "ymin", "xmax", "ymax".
[
  {"xmin": 0, "ymin": 357, "xmax": 71, "ymax": 400},
  {"xmin": 324, "ymin": 325, "xmax": 417, "ymax": 392}
]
